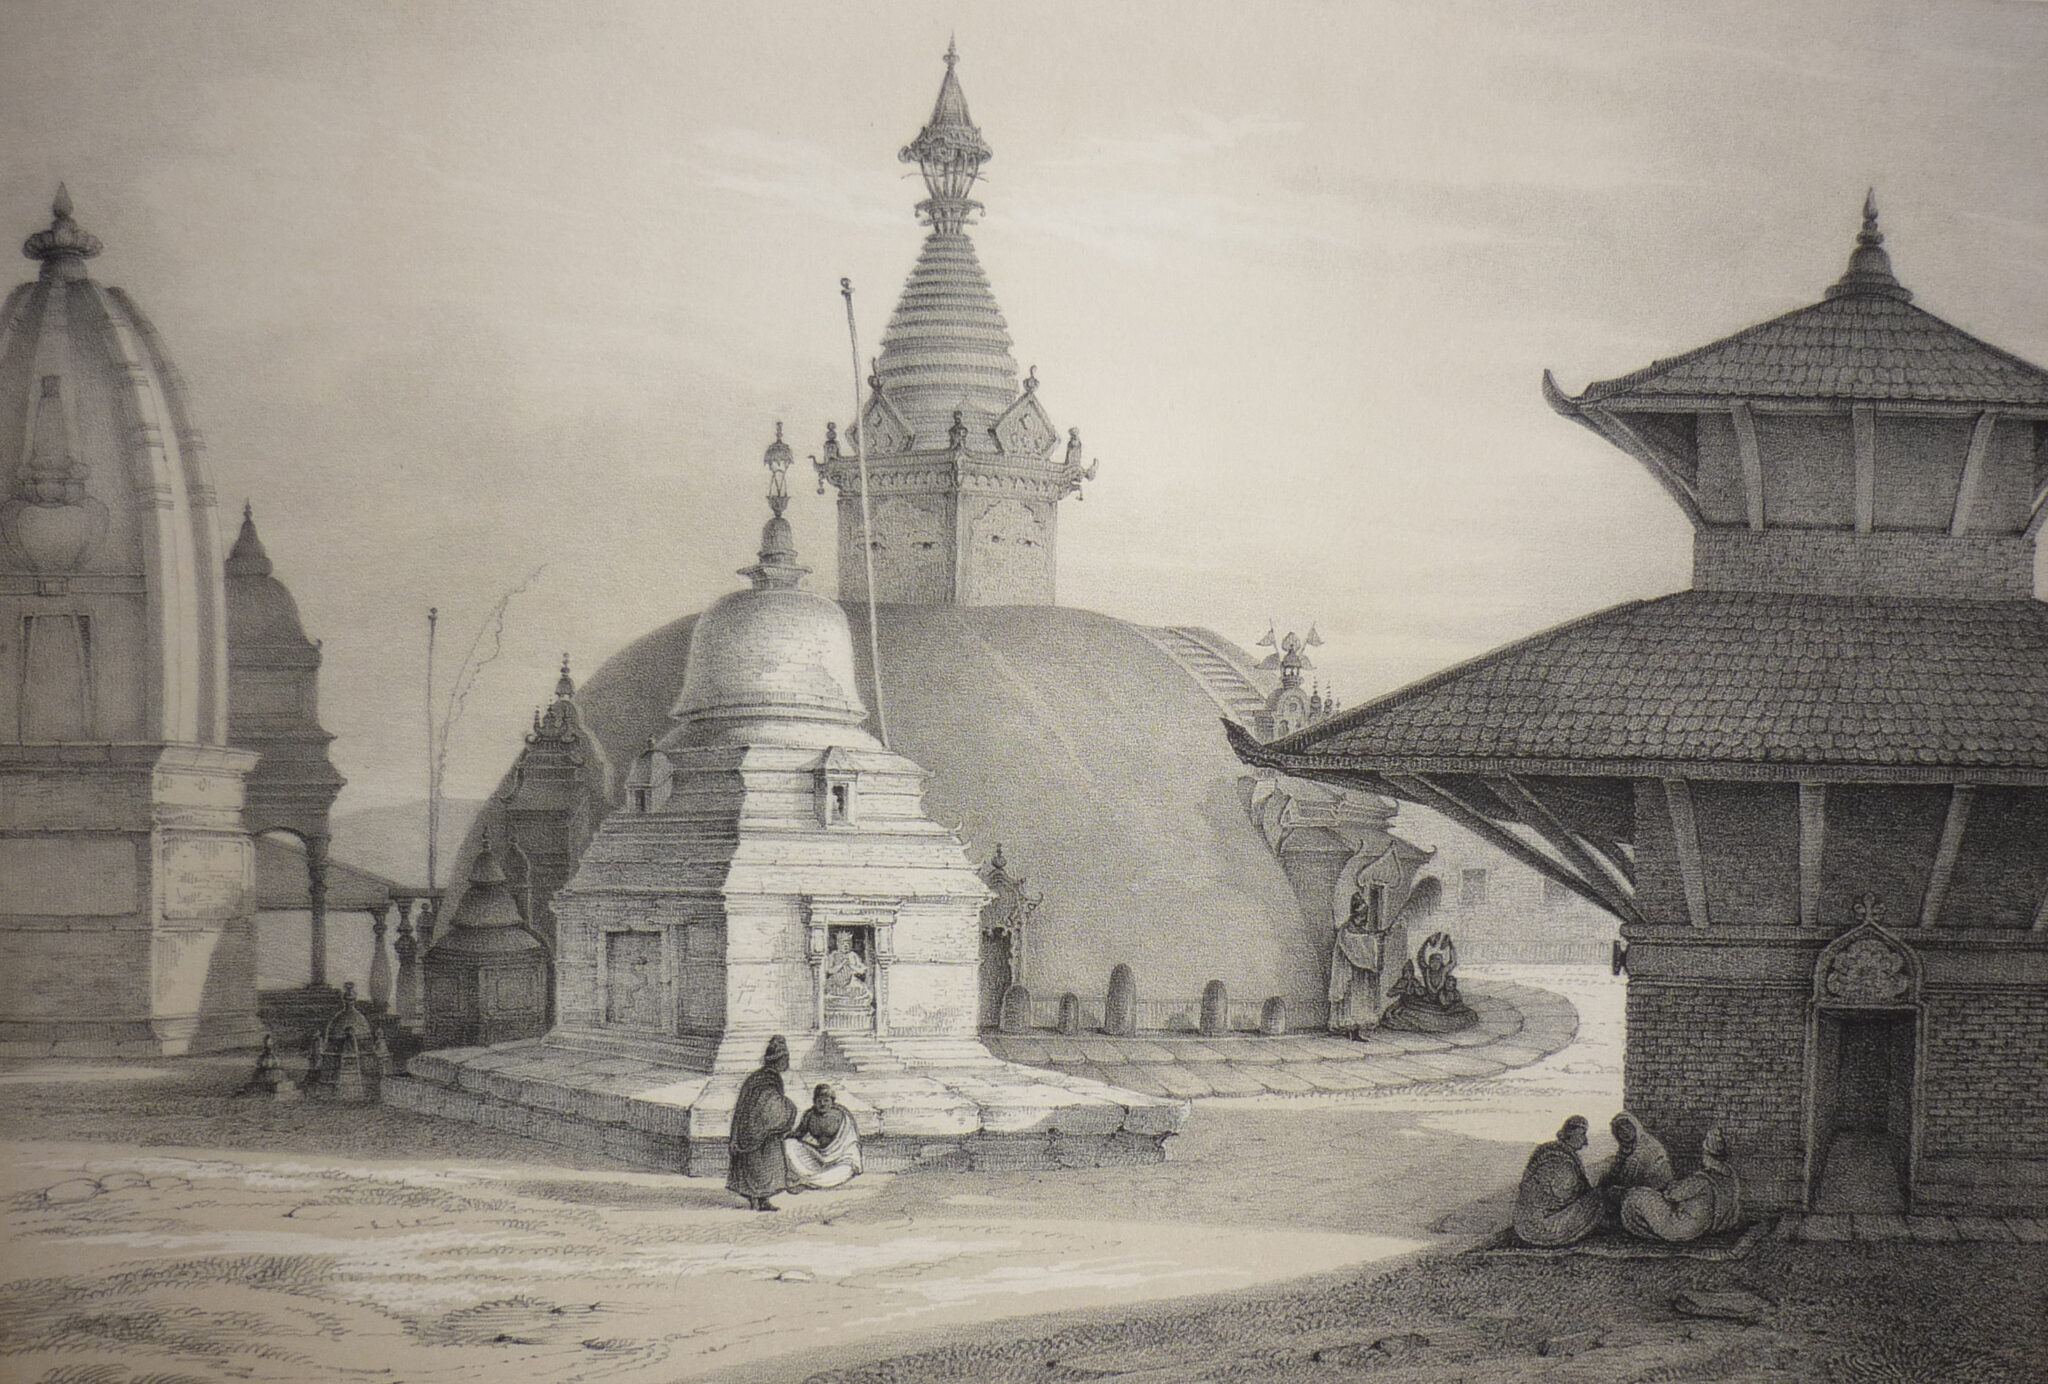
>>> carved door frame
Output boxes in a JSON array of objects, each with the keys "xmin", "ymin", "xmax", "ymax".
[{"xmin": 1800, "ymin": 916, "xmax": 1926, "ymax": 1212}]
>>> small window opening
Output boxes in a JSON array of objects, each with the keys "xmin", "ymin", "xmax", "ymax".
[
  {"xmin": 632, "ymin": 787, "xmax": 651, "ymax": 813},
  {"xmin": 830, "ymin": 783, "xmax": 850, "ymax": 823}
]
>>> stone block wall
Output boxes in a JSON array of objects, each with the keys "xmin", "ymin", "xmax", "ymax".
[{"xmin": 1625, "ymin": 979, "xmax": 1809, "ymax": 1206}]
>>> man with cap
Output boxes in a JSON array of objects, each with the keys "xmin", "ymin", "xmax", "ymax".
[
  {"xmin": 1512, "ymin": 1115, "xmax": 1606, "ymax": 1246},
  {"xmin": 727, "ymin": 1035, "xmax": 798, "ymax": 1211}
]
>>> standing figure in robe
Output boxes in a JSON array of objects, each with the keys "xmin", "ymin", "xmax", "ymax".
[
  {"xmin": 1512, "ymin": 1115, "xmax": 1606, "ymax": 1246},
  {"xmin": 1329, "ymin": 880, "xmax": 1397, "ymax": 1035},
  {"xmin": 1621, "ymin": 1128, "xmax": 1743, "ymax": 1242},
  {"xmin": 784, "ymin": 1083, "xmax": 864, "ymax": 1190},
  {"xmin": 726, "ymin": 1035, "xmax": 797, "ymax": 1211}
]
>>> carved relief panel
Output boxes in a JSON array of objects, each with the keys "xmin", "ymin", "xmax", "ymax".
[{"xmin": 962, "ymin": 497, "xmax": 1052, "ymax": 605}]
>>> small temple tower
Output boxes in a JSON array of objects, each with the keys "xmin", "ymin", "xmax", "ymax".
[
  {"xmin": 553, "ymin": 429, "xmax": 990, "ymax": 1072},
  {"xmin": 0, "ymin": 189, "xmax": 261, "ymax": 1055},
  {"xmin": 1236, "ymin": 197, "xmax": 2048, "ymax": 1215},
  {"xmin": 814, "ymin": 44, "xmax": 1094, "ymax": 606},
  {"xmin": 491, "ymin": 654, "xmax": 610, "ymax": 953},
  {"xmin": 225, "ymin": 504, "xmax": 345, "ymax": 981}
]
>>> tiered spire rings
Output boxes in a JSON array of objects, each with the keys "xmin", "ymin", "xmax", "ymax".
[{"xmin": 899, "ymin": 39, "xmax": 992, "ymax": 232}]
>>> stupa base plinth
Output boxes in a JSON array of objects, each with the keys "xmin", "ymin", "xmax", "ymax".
[{"xmin": 388, "ymin": 1033, "xmax": 1187, "ymax": 1175}]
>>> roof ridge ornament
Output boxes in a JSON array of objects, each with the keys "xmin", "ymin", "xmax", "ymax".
[
  {"xmin": 22, "ymin": 183, "xmax": 103, "ymax": 272},
  {"xmin": 1824, "ymin": 189, "xmax": 1912, "ymax": 303},
  {"xmin": 900, "ymin": 43, "xmax": 992, "ymax": 233}
]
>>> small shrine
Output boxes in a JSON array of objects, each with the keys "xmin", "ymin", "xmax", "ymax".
[
  {"xmin": 395, "ymin": 431, "xmax": 1184, "ymax": 1173},
  {"xmin": 422, "ymin": 830, "xmax": 550, "ymax": 1047},
  {"xmin": 303, "ymin": 983, "xmax": 390, "ymax": 1103}
]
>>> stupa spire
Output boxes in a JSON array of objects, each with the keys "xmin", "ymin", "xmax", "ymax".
[
  {"xmin": 900, "ymin": 42, "xmax": 993, "ymax": 232},
  {"xmin": 1825, "ymin": 189, "xmax": 1912, "ymax": 303}
]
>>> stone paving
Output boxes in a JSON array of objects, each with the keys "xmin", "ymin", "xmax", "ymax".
[{"xmin": 980, "ymin": 978, "xmax": 1578, "ymax": 1100}]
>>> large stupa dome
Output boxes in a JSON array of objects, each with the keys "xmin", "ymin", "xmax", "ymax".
[
  {"xmin": 443, "ymin": 48, "xmax": 1419, "ymax": 1033},
  {"xmin": 571, "ymin": 601, "xmax": 1327, "ymax": 1009}
]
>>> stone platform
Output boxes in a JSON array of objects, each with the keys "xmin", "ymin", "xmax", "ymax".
[
  {"xmin": 981, "ymin": 978, "xmax": 1577, "ymax": 1099},
  {"xmin": 388, "ymin": 1033, "xmax": 1187, "ymax": 1176}
]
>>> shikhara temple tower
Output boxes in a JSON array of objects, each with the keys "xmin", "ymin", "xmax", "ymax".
[
  {"xmin": 0, "ymin": 190, "xmax": 262, "ymax": 1055},
  {"xmin": 1236, "ymin": 196, "xmax": 2048, "ymax": 1215},
  {"xmin": 815, "ymin": 43, "xmax": 1094, "ymax": 605}
]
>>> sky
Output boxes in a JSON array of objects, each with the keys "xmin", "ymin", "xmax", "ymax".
[{"xmin": 3, "ymin": 0, "xmax": 2045, "ymax": 825}]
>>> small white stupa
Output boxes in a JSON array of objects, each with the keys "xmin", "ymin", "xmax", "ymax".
[{"xmin": 395, "ymin": 432, "xmax": 1184, "ymax": 1174}]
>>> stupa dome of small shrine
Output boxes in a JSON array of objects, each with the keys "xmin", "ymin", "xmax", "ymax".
[{"xmin": 669, "ymin": 427, "xmax": 879, "ymax": 751}]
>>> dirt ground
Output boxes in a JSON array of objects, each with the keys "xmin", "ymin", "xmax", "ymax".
[{"xmin": 3, "ymin": 968, "xmax": 2037, "ymax": 1384}]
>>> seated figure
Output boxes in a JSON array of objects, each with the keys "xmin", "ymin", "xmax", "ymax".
[
  {"xmin": 784, "ymin": 1083, "xmax": 863, "ymax": 1190},
  {"xmin": 1597, "ymin": 1111, "xmax": 1675, "ymax": 1197},
  {"xmin": 1513, "ymin": 1115, "xmax": 1606, "ymax": 1246},
  {"xmin": 825, "ymin": 934, "xmax": 873, "ymax": 1006},
  {"xmin": 1379, "ymin": 932, "xmax": 1478, "ymax": 1033},
  {"xmin": 1620, "ymin": 1128, "xmax": 1743, "ymax": 1242}
]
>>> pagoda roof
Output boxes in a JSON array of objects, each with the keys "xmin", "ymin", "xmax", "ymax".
[
  {"xmin": 1230, "ymin": 591, "xmax": 2048, "ymax": 784},
  {"xmin": 1551, "ymin": 195, "xmax": 2048, "ymax": 414},
  {"xmin": 1557, "ymin": 293, "xmax": 2048, "ymax": 412}
]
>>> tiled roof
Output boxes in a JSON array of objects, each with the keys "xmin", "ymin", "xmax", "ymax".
[
  {"xmin": 1567, "ymin": 294, "xmax": 2048, "ymax": 409},
  {"xmin": 1249, "ymin": 592, "xmax": 2048, "ymax": 776}
]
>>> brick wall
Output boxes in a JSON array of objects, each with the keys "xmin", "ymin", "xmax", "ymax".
[
  {"xmin": 1625, "ymin": 981, "xmax": 1807, "ymax": 1179},
  {"xmin": 1921, "ymin": 988, "xmax": 2048, "ymax": 1158}
]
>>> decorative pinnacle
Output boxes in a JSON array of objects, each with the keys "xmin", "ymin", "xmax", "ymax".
[
  {"xmin": 23, "ymin": 183, "xmax": 103, "ymax": 267},
  {"xmin": 746, "ymin": 422, "xmax": 808, "ymax": 590},
  {"xmin": 762, "ymin": 420, "xmax": 794, "ymax": 517},
  {"xmin": 555, "ymin": 653, "xmax": 574, "ymax": 700},
  {"xmin": 899, "ymin": 43, "xmax": 992, "ymax": 232},
  {"xmin": 1825, "ymin": 188, "xmax": 1911, "ymax": 303}
]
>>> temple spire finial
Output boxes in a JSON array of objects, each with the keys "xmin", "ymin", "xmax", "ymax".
[
  {"xmin": 556, "ymin": 652, "xmax": 574, "ymax": 700},
  {"xmin": 1825, "ymin": 188, "xmax": 1912, "ymax": 303},
  {"xmin": 23, "ymin": 182, "xmax": 103, "ymax": 271},
  {"xmin": 899, "ymin": 43, "xmax": 992, "ymax": 233},
  {"xmin": 745, "ymin": 423, "xmax": 809, "ymax": 590}
]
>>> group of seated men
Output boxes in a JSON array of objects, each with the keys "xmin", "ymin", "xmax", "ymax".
[{"xmin": 1513, "ymin": 1112, "xmax": 1742, "ymax": 1246}]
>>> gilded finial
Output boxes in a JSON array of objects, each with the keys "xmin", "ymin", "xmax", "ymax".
[
  {"xmin": 1825, "ymin": 188, "xmax": 1911, "ymax": 303},
  {"xmin": 556, "ymin": 652, "xmax": 574, "ymax": 700},
  {"xmin": 23, "ymin": 183, "xmax": 103, "ymax": 268}
]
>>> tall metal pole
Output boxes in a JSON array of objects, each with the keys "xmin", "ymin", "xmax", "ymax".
[
  {"xmin": 841, "ymin": 277, "xmax": 890, "ymax": 749},
  {"xmin": 425, "ymin": 606, "xmax": 439, "ymax": 892}
]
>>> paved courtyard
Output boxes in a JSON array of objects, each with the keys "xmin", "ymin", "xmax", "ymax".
[{"xmin": 1, "ymin": 968, "xmax": 1629, "ymax": 1382}]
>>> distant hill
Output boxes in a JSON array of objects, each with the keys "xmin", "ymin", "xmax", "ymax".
[{"xmin": 328, "ymin": 799, "xmax": 485, "ymax": 888}]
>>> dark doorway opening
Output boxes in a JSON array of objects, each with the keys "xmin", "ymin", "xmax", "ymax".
[
  {"xmin": 978, "ymin": 931, "xmax": 1013, "ymax": 1030},
  {"xmin": 1809, "ymin": 1010, "xmax": 1915, "ymax": 1212}
]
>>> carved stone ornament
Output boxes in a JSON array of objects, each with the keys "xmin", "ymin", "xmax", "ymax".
[{"xmin": 1816, "ymin": 900, "xmax": 1916, "ymax": 1007}]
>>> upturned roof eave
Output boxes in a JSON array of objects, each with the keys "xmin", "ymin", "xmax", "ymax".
[
  {"xmin": 1548, "ymin": 295, "xmax": 2048, "ymax": 413},
  {"xmin": 1226, "ymin": 728, "xmax": 2048, "ymax": 789}
]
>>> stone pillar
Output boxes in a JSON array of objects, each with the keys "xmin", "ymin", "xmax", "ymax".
[
  {"xmin": 807, "ymin": 919, "xmax": 829, "ymax": 1032},
  {"xmin": 393, "ymin": 900, "xmax": 421, "ymax": 1030},
  {"xmin": 873, "ymin": 923, "xmax": 896, "ymax": 1037},
  {"xmin": 367, "ymin": 903, "xmax": 393, "ymax": 1013},
  {"xmin": 306, "ymin": 834, "xmax": 330, "ymax": 988}
]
